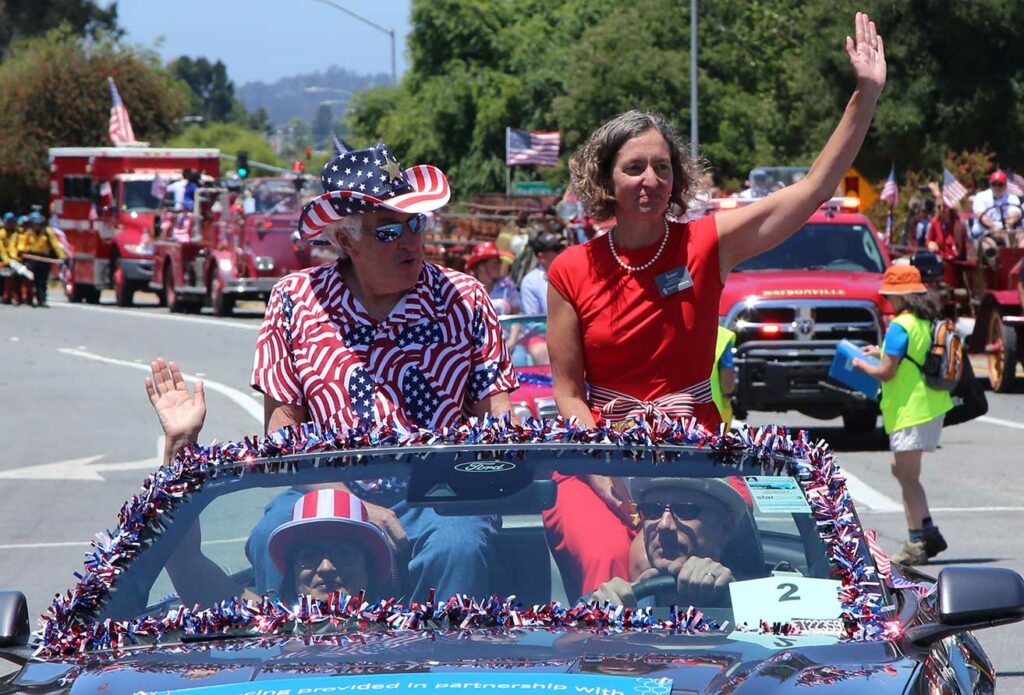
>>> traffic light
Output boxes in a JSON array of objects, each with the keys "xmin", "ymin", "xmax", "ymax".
[{"xmin": 236, "ymin": 150, "xmax": 250, "ymax": 179}]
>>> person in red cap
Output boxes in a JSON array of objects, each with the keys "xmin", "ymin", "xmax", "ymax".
[
  {"xmin": 971, "ymin": 169, "xmax": 1021, "ymax": 239},
  {"xmin": 852, "ymin": 265, "xmax": 951, "ymax": 565},
  {"xmin": 466, "ymin": 241, "xmax": 521, "ymax": 315},
  {"xmin": 267, "ymin": 489, "xmax": 395, "ymax": 601}
]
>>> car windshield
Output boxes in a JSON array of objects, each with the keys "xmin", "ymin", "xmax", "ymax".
[
  {"xmin": 734, "ymin": 222, "xmax": 886, "ymax": 273},
  {"xmin": 120, "ymin": 179, "xmax": 160, "ymax": 212},
  {"xmin": 251, "ymin": 179, "xmax": 318, "ymax": 214},
  {"xmin": 61, "ymin": 440, "xmax": 883, "ymax": 651},
  {"xmin": 500, "ymin": 315, "xmax": 549, "ymax": 368}
]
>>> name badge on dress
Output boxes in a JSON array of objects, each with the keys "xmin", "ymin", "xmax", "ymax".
[{"xmin": 654, "ymin": 265, "xmax": 694, "ymax": 297}]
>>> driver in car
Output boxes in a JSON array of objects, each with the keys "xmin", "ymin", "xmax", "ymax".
[
  {"xmin": 267, "ymin": 489, "xmax": 395, "ymax": 601},
  {"xmin": 591, "ymin": 477, "xmax": 751, "ymax": 607}
]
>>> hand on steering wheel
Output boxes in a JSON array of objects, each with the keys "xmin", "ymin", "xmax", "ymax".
[{"xmin": 632, "ymin": 559, "xmax": 735, "ymax": 606}]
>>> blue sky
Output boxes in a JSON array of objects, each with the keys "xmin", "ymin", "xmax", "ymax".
[{"xmin": 117, "ymin": 0, "xmax": 412, "ymax": 85}]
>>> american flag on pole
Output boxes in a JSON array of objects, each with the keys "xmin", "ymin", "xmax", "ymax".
[
  {"xmin": 941, "ymin": 168, "xmax": 967, "ymax": 208},
  {"xmin": 108, "ymin": 76, "xmax": 137, "ymax": 146},
  {"xmin": 879, "ymin": 165, "xmax": 898, "ymax": 206},
  {"xmin": 1007, "ymin": 170, "xmax": 1024, "ymax": 198},
  {"xmin": 506, "ymin": 128, "xmax": 560, "ymax": 167}
]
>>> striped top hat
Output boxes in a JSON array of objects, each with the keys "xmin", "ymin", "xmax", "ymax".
[
  {"xmin": 267, "ymin": 489, "xmax": 394, "ymax": 582},
  {"xmin": 298, "ymin": 142, "xmax": 450, "ymax": 239}
]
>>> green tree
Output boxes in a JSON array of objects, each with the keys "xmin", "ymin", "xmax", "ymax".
[
  {"xmin": 0, "ymin": 0, "xmax": 120, "ymax": 58},
  {"xmin": 167, "ymin": 122, "xmax": 284, "ymax": 171},
  {"xmin": 0, "ymin": 28, "xmax": 188, "ymax": 209},
  {"xmin": 169, "ymin": 56, "xmax": 245, "ymax": 124},
  {"xmin": 311, "ymin": 104, "xmax": 334, "ymax": 149}
]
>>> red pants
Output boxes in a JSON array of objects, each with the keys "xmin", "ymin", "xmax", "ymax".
[
  {"xmin": 542, "ymin": 473, "xmax": 635, "ymax": 600},
  {"xmin": 2, "ymin": 275, "xmax": 31, "ymax": 304}
]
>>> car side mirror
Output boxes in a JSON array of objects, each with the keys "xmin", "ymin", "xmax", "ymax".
[
  {"xmin": 908, "ymin": 567, "xmax": 1024, "ymax": 645},
  {"xmin": 0, "ymin": 591, "xmax": 29, "ymax": 647}
]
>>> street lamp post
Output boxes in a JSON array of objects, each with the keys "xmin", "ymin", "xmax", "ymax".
[
  {"xmin": 690, "ymin": 0, "xmax": 698, "ymax": 160},
  {"xmin": 311, "ymin": 0, "xmax": 397, "ymax": 85}
]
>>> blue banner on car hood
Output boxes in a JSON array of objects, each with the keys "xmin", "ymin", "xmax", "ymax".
[{"xmin": 144, "ymin": 672, "xmax": 674, "ymax": 695}]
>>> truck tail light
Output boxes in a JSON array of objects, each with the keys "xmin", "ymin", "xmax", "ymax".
[{"xmin": 760, "ymin": 324, "xmax": 782, "ymax": 337}]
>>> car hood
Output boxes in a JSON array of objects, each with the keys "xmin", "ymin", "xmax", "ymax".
[
  {"xmin": 13, "ymin": 629, "xmax": 918, "ymax": 694},
  {"xmin": 720, "ymin": 271, "xmax": 886, "ymax": 315}
]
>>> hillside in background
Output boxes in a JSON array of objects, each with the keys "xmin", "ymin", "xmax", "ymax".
[{"xmin": 237, "ymin": 65, "xmax": 390, "ymax": 126}]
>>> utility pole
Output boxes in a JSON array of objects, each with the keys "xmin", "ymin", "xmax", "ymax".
[{"xmin": 311, "ymin": 0, "xmax": 397, "ymax": 85}]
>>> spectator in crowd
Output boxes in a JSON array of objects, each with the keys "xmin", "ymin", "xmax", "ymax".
[
  {"xmin": 903, "ymin": 196, "xmax": 924, "ymax": 250},
  {"xmin": 543, "ymin": 12, "xmax": 886, "ymax": 598},
  {"xmin": 520, "ymin": 232, "xmax": 566, "ymax": 316},
  {"xmin": 972, "ymin": 170, "xmax": 1022, "ymax": 239},
  {"xmin": 737, "ymin": 169, "xmax": 771, "ymax": 199},
  {"xmin": 466, "ymin": 241, "xmax": 521, "ymax": 315},
  {"xmin": 852, "ymin": 265, "xmax": 951, "ymax": 565},
  {"xmin": 146, "ymin": 143, "xmax": 518, "ymax": 605},
  {"xmin": 926, "ymin": 200, "xmax": 965, "ymax": 261},
  {"xmin": 916, "ymin": 197, "xmax": 936, "ymax": 249}
]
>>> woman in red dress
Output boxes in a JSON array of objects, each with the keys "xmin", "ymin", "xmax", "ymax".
[{"xmin": 542, "ymin": 12, "xmax": 888, "ymax": 599}]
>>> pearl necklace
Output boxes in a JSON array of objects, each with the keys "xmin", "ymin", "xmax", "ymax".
[{"xmin": 608, "ymin": 218, "xmax": 670, "ymax": 272}]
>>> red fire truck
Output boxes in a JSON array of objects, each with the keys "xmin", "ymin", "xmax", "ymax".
[
  {"xmin": 48, "ymin": 147, "xmax": 220, "ymax": 305},
  {"xmin": 150, "ymin": 175, "xmax": 333, "ymax": 315}
]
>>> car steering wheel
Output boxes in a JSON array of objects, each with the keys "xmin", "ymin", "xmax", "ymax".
[{"xmin": 630, "ymin": 575, "xmax": 678, "ymax": 601}]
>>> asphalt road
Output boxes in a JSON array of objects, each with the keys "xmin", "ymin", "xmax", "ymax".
[{"xmin": 2, "ymin": 289, "xmax": 1024, "ymax": 689}]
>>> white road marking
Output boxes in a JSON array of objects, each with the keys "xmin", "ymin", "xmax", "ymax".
[
  {"xmin": 50, "ymin": 301, "xmax": 259, "ymax": 331},
  {"xmin": 978, "ymin": 415, "xmax": 1024, "ymax": 431},
  {"xmin": 861, "ymin": 506, "xmax": 1024, "ymax": 514},
  {"xmin": 0, "ymin": 436, "xmax": 167, "ymax": 481},
  {"xmin": 58, "ymin": 347, "xmax": 263, "ymax": 424},
  {"xmin": 841, "ymin": 467, "xmax": 904, "ymax": 512}
]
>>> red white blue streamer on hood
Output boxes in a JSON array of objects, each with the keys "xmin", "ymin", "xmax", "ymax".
[{"xmin": 37, "ymin": 417, "xmax": 901, "ymax": 658}]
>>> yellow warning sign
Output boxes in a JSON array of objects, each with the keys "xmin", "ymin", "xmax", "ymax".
[{"xmin": 842, "ymin": 167, "xmax": 878, "ymax": 210}]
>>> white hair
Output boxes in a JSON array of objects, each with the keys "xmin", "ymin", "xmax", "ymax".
[{"xmin": 321, "ymin": 216, "xmax": 363, "ymax": 252}]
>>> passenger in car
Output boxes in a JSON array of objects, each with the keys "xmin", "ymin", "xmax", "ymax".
[
  {"xmin": 268, "ymin": 489, "xmax": 396, "ymax": 601},
  {"xmin": 147, "ymin": 143, "xmax": 518, "ymax": 605},
  {"xmin": 591, "ymin": 478, "xmax": 753, "ymax": 608},
  {"xmin": 544, "ymin": 12, "xmax": 886, "ymax": 600}
]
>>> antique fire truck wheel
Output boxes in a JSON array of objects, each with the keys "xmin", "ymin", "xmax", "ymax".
[
  {"xmin": 987, "ymin": 310, "xmax": 1019, "ymax": 393},
  {"xmin": 113, "ymin": 262, "xmax": 135, "ymax": 308},
  {"xmin": 210, "ymin": 275, "xmax": 235, "ymax": 317}
]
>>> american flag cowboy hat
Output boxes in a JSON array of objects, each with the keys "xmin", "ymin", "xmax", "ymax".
[{"xmin": 298, "ymin": 142, "xmax": 451, "ymax": 239}]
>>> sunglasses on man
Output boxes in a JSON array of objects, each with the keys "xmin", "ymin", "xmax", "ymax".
[
  {"xmin": 292, "ymin": 543, "xmax": 356, "ymax": 569},
  {"xmin": 635, "ymin": 501, "xmax": 705, "ymax": 521},
  {"xmin": 372, "ymin": 213, "xmax": 428, "ymax": 243}
]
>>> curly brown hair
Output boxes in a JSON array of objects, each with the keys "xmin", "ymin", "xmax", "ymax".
[{"xmin": 568, "ymin": 110, "xmax": 703, "ymax": 222}]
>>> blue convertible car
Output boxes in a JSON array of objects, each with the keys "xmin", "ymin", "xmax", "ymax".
[{"xmin": 0, "ymin": 422, "xmax": 1021, "ymax": 693}]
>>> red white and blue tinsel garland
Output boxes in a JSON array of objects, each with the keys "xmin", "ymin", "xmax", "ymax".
[{"xmin": 36, "ymin": 417, "xmax": 900, "ymax": 658}]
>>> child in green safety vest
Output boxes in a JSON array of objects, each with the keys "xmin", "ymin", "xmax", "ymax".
[
  {"xmin": 852, "ymin": 265, "xmax": 952, "ymax": 565},
  {"xmin": 711, "ymin": 326, "xmax": 737, "ymax": 428}
]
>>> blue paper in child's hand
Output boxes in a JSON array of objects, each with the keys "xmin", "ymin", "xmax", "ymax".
[{"xmin": 829, "ymin": 339, "xmax": 880, "ymax": 399}]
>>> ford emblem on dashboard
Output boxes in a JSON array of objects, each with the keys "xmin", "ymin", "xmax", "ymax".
[{"xmin": 454, "ymin": 461, "xmax": 517, "ymax": 473}]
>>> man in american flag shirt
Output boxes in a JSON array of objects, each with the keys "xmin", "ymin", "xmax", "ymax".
[{"xmin": 147, "ymin": 143, "xmax": 518, "ymax": 603}]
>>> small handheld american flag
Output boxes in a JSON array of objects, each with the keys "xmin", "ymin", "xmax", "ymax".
[
  {"xmin": 941, "ymin": 168, "xmax": 967, "ymax": 209},
  {"xmin": 506, "ymin": 128, "xmax": 560, "ymax": 167},
  {"xmin": 108, "ymin": 76, "xmax": 137, "ymax": 146},
  {"xmin": 879, "ymin": 165, "xmax": 898, "ymax": 206}
]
